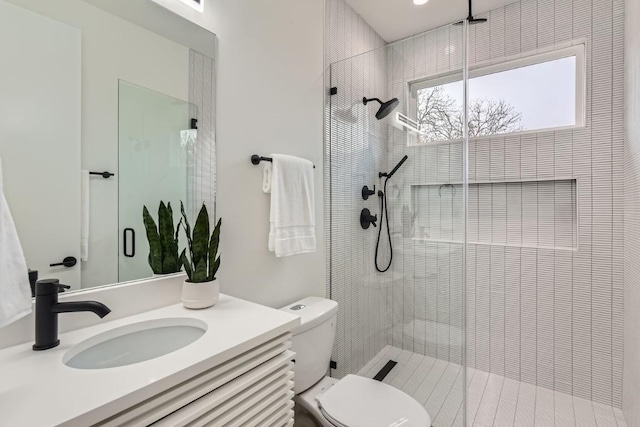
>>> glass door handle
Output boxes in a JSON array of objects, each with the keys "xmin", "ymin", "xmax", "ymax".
[{"xmin": 123, "ymin": 228, "xmax": 135, "ymax": 258}]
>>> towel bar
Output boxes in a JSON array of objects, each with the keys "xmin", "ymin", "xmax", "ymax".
[
  {"xmin": 251, "ymin": 154, "xmax": 315, "ymax": 169},
  {"xmin": 89, "ymin": 171, "xmax": 115, "ymax": 179}
]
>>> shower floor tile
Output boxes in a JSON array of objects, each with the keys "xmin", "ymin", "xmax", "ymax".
[{"xmin": 356, "ymin": 346, "xmax": 626, "ymax": 427}]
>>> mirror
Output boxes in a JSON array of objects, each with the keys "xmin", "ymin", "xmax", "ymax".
[{"xmin": 0, "ymin": 0, "xmax": 216, "ymax": 293}]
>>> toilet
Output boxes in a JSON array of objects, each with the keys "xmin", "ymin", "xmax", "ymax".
[{"xmin": 281, "ymin": 297, "xmax": 432, "ymax": 427}]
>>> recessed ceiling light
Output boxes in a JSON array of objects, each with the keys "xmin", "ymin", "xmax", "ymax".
[{"xmin": 413, "ymin": 0, "xmax": 429, "ymax": 5}]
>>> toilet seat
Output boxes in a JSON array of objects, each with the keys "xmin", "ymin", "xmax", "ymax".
[{"xmin": 316, "ymin": 375, "xmax": 431, "ymax": 427}]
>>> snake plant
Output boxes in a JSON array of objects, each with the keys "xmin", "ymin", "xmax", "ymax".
[
  {"xmin": 142, "ymin": 202, "xmax": 182, "ymax": 274},
  {"xmin": 179, "ymin": 202, "xmax": 222, "ymax": 283}
]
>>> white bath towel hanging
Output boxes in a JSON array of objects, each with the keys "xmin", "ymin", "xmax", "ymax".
[
  {"xmin": 268, "ymin": 154, "xmax": 316, "ymax": 257},
  {"xmin": 0, "ymin": 157, "xmax": 32, "ymax": 328},
  {"xmin": 80, "ymin": 170, "xmax": 89, "ymax": 262}
]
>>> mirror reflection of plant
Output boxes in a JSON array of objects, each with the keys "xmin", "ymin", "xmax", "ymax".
[
  {"xmin": 179, "ymin": 201, "xmax": 221, "ymax": 284},
  {"xmin": 142, "ymin": 202, "xmax": 182, "ymax": 274}
]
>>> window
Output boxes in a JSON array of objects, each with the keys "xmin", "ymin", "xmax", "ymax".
[{"xmin": 409, "ymin": 45, "xmax": 585, "ymax": 145}]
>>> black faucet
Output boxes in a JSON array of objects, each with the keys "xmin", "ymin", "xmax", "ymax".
[{"xmin": 32, "ymin": 279, "xmax": 111, "ymax": 351}]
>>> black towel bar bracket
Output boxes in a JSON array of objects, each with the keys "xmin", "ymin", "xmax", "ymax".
[
  {"xmin": 251, "ymin": 154, "xmax": 315, "ymax": 169},
  {"xmin": 89, "ymin": 171, "xmax": 115, "ymax": 179}
]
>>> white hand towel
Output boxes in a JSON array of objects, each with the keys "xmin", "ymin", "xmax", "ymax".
[
  {"xmin": 268, "ymin": 154, "xmax": 316, "ymax": 257},
  {"xmin": 0, "ymin": 158, "xmax": 32, "ymax": 328},
  {"xmin": 80, "ymin": 170, "xmax": 89, "ymax": 262}
]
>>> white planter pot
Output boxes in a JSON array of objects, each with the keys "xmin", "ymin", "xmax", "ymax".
[{"xmin": 181, "ymin": 280, "xmax": 219, "ymax": 309}]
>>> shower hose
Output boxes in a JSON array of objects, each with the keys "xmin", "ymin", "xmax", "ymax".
[{"xmin": 375, "ymin": 177, "xmax": 393, "ymax": 273}]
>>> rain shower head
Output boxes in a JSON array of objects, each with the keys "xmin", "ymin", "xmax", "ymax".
[{"xmin": 363, "ymin": 97, "xmax": 399, "ymax": 120}]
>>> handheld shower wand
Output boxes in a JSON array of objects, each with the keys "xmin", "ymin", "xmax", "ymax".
[
  {"xmin": 380, "ymin": 155, "xmax": 408, "ymax": 179},
  {"xmin": 375, "ymin": 155, "xmax": 409, "ymax": 273}
]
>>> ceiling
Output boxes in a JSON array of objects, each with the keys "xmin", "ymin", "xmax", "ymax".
[{"xmin": 343, "ymin": 0, "xmax": 519, "ymax": 42}]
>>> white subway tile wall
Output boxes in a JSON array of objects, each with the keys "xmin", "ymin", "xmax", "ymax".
[
  {"xmin": 326, "ymin": 0, "xmax": 624, "ymax": 410},
  {"xmin": 466, "ymin": 0, "xmax": 624, "ymax": 408},
  {"xmin": 624, "ymin": 0, "xmax": 640, "ymax": 423}
]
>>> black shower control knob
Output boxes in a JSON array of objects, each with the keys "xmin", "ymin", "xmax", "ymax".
[
  {"xmin": 362, "ymin": 185, "xmax": 376, "ymax": 200},
  {"xmin": 360, "ymin": 209, "xmax": 377, "ymax": 230}
]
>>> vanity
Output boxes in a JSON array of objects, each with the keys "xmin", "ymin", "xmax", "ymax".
[
  {"xmin": 0, "ymin": 1, "xmax": 301, "ymax": 425},
  {"xmin": 0, "ymin": 286, "xmax": 300, "ymax": 426}
]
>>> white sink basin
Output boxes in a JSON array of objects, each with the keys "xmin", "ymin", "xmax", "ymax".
[{"xmin": 63, "ymin": 318, "xmax": 207, "ymax": 370}]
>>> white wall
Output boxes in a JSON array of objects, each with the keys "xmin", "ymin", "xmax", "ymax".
[
  {"xmin": 156, "ymin": 0, "xmax": 325, "ymax": 307},
  {"xmin": 210, "ymin": 0, "xmax": 325, "ymax": 307},
  {"xmin": 624, "ymin": 0, "xmax": 640, "ymax": 423},
  {"xmin": 5, "ymin": 0, "xmax": 189, "ymax": 288}
]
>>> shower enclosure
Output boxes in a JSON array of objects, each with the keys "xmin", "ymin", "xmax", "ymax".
[
  {"xmin": 327, "ymin": 23, "xmax": 468, "ymax": 426},
  {"xmin": 326, "ymin": 0, "xmax": 625, "ymax": 424}
]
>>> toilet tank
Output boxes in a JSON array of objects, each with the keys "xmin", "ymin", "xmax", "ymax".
[{"xmin": 280, "ymin": 297, "xmax": 338, "ymax": 394}]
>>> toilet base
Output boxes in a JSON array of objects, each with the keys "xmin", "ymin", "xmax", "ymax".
[
  {"xmin": 295, "ymin": 376, "xmax": 339, "ymax": 427},
  {"xmin": 293, "ymin": 402, "xmax": 322, "ymax": 427}
]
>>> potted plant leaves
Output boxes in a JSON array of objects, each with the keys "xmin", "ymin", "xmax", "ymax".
[
  {"xmin": 179, "ymin": 201, "xmax": 221, "ymax": 309},
  {"xmin": 142, "ymin": 202, "xmax": 182, "ymax": 275}
]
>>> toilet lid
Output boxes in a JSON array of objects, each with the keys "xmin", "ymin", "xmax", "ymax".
[{"xmin": 317, "ymin": 375, "xmax": 431, "ymax": 427}]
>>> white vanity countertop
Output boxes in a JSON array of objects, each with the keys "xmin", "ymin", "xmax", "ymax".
[{"xmin": 0, "ymin": 294, "xmax": 300, "ymax": 427}]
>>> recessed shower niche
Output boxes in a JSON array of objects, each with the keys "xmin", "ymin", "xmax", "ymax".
[{"xmin": 411, "ymin": 178, "xmax": 578, "ymax": 251}]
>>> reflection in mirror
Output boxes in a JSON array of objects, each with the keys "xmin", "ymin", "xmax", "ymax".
[
  {"xmin": 118, "ymin": 81, "xmax": 194, "ymax": 282},
  {"xmin": 0, "ymin": 0, "xmax": 216, "ymax": 294}
]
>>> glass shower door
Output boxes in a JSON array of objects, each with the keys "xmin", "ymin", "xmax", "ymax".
[{"xmin": 328, "ymin": 23, "xmax": 467, "ymax": 427}]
